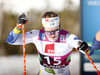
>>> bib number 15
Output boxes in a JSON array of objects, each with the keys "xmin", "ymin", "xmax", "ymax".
[{"xmin": 44, "ymin": 57, "xmax": 61, "ymax": 65}]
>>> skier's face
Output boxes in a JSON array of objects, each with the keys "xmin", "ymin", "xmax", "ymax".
[{"xmin": 44, "ymin": 26, "xmax": 60, "ymax": 41}]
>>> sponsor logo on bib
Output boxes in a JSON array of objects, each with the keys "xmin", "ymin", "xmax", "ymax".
[
  {"xmin": 60, "ymin": 35, "xmax": 65, "ymax": 42},
  {"xmin": 45, "ymin": 44, "xmax": 55, "ymax": 54}
]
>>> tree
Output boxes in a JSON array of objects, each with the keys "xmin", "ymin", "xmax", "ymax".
[{"xmin": 0, "ymin": 0, "xmax": 3, "ymax": 40}]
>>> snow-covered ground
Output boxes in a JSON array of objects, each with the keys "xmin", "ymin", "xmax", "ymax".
[{"xmin": 0, "ymin": 52, "xmax": 80, "ymax": 75}]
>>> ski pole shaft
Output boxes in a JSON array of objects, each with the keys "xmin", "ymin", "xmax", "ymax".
[
  {"xmin": 22, "ymin": 25, "xmax": 26, "ymax": 75},
  {"xmin": 85, "ymin": 53, "xmax": 100, "ymax": 75},
  {"xmin": 76, "ymin": 48, "xmax": 100, "ymax": 75}
]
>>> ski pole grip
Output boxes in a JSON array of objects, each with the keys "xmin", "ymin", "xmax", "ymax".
[
  {"xmin": 76, "ymin": 48, "xmax": 79, "ymax": 52},
  {"xmin": 76, "ymin": 41, "xmax": 83, "ymax": 52}
]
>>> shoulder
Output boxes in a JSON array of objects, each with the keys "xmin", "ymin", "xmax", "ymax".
[
  {"xmin": 61, "ymin": 29, "xmax": 80, "ymax": 40},
  {"xmin": 27, "ymin": 30, "xmax": 39, "ymax": 33},
  {"xmin": 60, "ymin": 29, "xmax": 69, "ymax": 33},
  {"xmin": 60, "ymin": 29, "xmax": 72, "ymax": 37},
  {"xmin": 26, "ymin": 30, "xmax": 39, "ymax": 36}
]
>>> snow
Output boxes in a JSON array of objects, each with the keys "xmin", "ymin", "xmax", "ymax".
[{"xmin": 0, "ymin": 52, "xmax": 80, "ymax": 75}]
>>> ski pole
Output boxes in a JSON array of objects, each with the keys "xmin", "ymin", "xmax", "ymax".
[
  {"xmin": 22, "ymin": 25, "xmax": 26, "ymax": 75},
  {"xmin": 85, "ymin": 53, "xmax": 100, "ymax": 75},
  {"xmin": 76, "ymin": 48, "xmax": 100, "ymax": 75}
]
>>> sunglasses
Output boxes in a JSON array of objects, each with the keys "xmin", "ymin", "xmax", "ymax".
[{"xmin": 44, "ymin": 29, "xmax": 60, "ymax": 35}]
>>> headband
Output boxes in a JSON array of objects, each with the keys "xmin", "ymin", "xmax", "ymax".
[{"xmin": 42, "ymin": 16, "xmax": 60, "ymax": 27}]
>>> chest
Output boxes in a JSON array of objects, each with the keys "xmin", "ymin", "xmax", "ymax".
[
  {"xmin": 36, "ymin": 41, "xmax": 72, "ymax": 56},
  {"xmin": 35, "ymin": 29, "xmax": 73, "ymax": 56},
  {"xmin": 36, "ymin": 41, "xmax": 72, "ymax": 69}
]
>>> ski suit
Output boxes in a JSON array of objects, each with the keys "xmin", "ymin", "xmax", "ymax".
[
  {"xmin": 6, "ymin": 28, "xmax": 94, "ymax": 75},
  {"xmin": 92, "ymin": 37, "xmax": 100, "ymax": 50}
]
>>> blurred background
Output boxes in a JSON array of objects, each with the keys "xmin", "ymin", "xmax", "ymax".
[
  {"xmin": 0, "ymin": 0, "xmax": 80, "ymax": 75},
  {"xmin": 0, "ymin": 0, "xmax": 80, "ymax": 55}
]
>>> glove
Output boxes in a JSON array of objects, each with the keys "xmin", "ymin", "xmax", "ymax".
[
  {"xmin": 17, "ymin": 13, "xmax": 28, "ymax": 29},
  {"xmin": 78, "ymin": 42, "xmax": 90, "ymax": 53}
]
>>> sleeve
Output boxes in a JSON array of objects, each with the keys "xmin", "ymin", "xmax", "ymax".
[
  {"xmin": 92, "ymin": 37, "xmax": 100, "ymax": 50},
  {"xmin": 67, "ymin": 34, "xmax": 81, "ymax": 48},
  {"xmin": 6, "ymin": 26, "xmax": 39, "ymax": 45},
  {"xmin": 6, "ymin": 26, "xmax": 21, "ymax": 44},
  {"xmin": 13, "ymin": 30, "xmax": 39, "ymax": 45}
]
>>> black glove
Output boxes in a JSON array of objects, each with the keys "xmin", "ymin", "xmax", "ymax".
[
  {"xmin": 78, "ymin": 42, "xmax": 89, "ymax": 51},
  {"xmin": 18, "ymin": 13, "xmax": 28, "ymax": 24}
]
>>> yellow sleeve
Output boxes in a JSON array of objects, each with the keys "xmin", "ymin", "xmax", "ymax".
[{"xmin": 13, "ymin": 26, "xmax": 21, "ymax": 34}]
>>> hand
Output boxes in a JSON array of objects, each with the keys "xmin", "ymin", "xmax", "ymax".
[
  {"xmin": 78, "ymin": 42, "xmax": 90, "ymax": 53},
  {"xmin": 17, "ymin": 13, "xmax": 28, "ymax": 28}
]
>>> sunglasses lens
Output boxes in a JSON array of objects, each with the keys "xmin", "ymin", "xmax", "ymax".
[
  {"xmin": 45, "ymin": 29, "xmax": 60, "ymax": 35},
  {"xmin": 50, "ymin": 32, "xmax": 55, "ymax": 35},
  {"xmin": 45, "ymin": 32, "xmax": 50, "ymax": 35}
]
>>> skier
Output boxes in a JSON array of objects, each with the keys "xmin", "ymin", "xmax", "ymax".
[
  {"xmin": 6, "ymin": 11, "xmax": 94, "ymax": 75},
  {"xmin": 92, "ymin": 30, "xmax": 100, "ymax": 50}
]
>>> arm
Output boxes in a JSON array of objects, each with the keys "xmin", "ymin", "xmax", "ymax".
[
  {"xmin": 68, "ymin": 34, "xmax": 94, "ymax": 56},
  {"xmin": 92, "ymin": 30, "xmax": 100, "ymax": 50},
  {"xmin": 6, "ymin": 13, "xmax": 27, "ymax": 45},
  {"xmin": 6, "ymin": 26, "xmax": 21, "ymax": 44},
  {"xmin": 77, "ymin": 42, "xmax": 94, "ymax": 56},
  {"xmin": 6, "ymin": 26, "xmax": 39, "ymax": 45}
]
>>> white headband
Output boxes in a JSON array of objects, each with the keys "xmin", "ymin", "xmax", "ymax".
[{"xmin": 42, "ymin": 16, "xmax": 60, "ymax": 27}]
